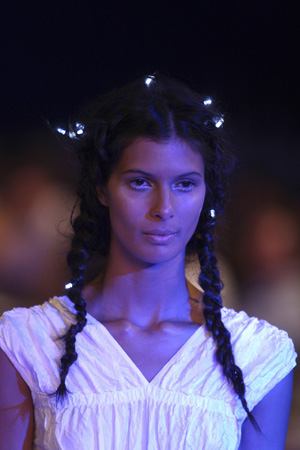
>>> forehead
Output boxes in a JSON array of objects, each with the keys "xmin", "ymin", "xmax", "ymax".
[{"xmin": 115, "ymin": 137, "xmax": 205, "ymax": 175}]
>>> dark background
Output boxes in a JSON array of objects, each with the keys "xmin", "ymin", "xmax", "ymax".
[{"xmin": 1, "ymin": 0, "xmax": 300, "ymax": 192}]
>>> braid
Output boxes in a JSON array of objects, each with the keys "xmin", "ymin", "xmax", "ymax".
[
  {"xmin": 54, "ymin": 129, "xmax": 110, "ymax": 401},
  {"xmin": 197, "ymin": 223, "xmax": 260, "ymax": 430}
]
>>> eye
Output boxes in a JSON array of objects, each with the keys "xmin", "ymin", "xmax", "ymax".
[
  {"xmin": 175, "ymin": 180, "xmax": 197, "ymax": 192},
  {"xmin": 129, "ymin": 178, "xmax": 151, "ymax": 190}
]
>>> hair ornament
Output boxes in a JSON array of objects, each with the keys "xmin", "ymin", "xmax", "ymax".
[
  {"xmin": 203, "ymin": 115, "xmax": 224, "ymax": 129},
  {"xmin": 144, "ymin": 75, "xmax": 156, "ymax": 87},
  {"xmin": 213, "ymin": 115, "xmax": 224, "ymax": 129},
  {"xmin": 74, "ymin": 122, "xmax": 85, "ymax": 135},
  {"xmin": 203, "ymin": 97, "xmax": 213, "ymax": 106},
  {"xmin": 56, "ymin": 122, "xmax": 85, "ymax": 139},
  {"xmin": 202, "ymin": 96, "xmax": 225, "ymax": 129}
]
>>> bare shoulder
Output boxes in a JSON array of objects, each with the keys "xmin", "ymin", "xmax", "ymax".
[
  {"xmin": 239, "ymin": 371, "xmax": 294, "ymax": 450},
  {"xmin": 0, "ymin": 348, "xmax": 34, "ymax": 450}
]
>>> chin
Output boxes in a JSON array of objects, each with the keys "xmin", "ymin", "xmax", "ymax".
[{"xmin": 133, "ymin": 248, "xmax": 185, "ymax": 267}]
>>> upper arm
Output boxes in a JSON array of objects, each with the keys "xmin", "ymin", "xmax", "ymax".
[
  {"xmin": 239, "ymin": 370, "xmax": 294, "ymax": 450},
  {"xmin": 0, "ymin": 348, "xmax": 34, "ymax": 450}
]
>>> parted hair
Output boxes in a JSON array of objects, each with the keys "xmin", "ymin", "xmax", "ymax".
[{"xmin": 56, "ymin": 74, "xmax": 258, "ymax": 428}]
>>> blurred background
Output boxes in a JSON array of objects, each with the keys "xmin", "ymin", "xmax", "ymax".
[{"xmin": 0, "ymin": 0, "xmax": 299, "ymax": 447}]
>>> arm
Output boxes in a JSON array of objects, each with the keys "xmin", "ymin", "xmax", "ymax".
[
  {"xmin": 0, "ymin": 348, "xmax": 34, "ymax": 450},
  {"xmin": 239, "ymin": 370, "xmax": 294, "ymax": 450}
]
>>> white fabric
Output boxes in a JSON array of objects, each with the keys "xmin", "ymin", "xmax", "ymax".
[{"xmin": 0, "ymin": 296, "xmax": 297, "ymax": 450}]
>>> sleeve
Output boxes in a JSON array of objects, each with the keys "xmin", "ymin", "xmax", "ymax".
[
  {"xmin": 0, "ymin": 301, "xmax": 67, "ymax": 394},
  {"xmin": 223, "ymin": 308, "xmax": 297, "ymax": 416},
  {"xmin": 0, "ymin": 308, "xmax": 38, "ymax": 390}
]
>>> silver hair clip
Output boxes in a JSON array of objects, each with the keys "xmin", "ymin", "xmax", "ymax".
[
  {"xmin": 144, "ymin": 75, "xmax": 155, "ymax": 87},
  {"xmin": 213, "ymin": 116, "xmax": 224, "ymax": 129},
  {"xmin": 56, "ymin": 122, "xmax": 85, "ymax": 139},
  {"xmin": 203, "ymin": 97, "xmax": 224, "ymax": 129},
  {"xmin": 203, "ymin": 98, "xmax": 213, "ymax": 106}
]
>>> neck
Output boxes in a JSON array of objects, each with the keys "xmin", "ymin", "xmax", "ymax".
[{"xmin": 85, "ymin": 251, "xmax": 192, "ymax": 328}]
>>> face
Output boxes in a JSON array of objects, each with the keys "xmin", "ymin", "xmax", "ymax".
[{"xmin": 98, "ymin": 137, "xmax": 206, "ymax": 268}]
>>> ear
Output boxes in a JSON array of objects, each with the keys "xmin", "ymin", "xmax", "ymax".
[{"xmin": 96, "ymin": 185, "xmax": 109, "ymax": 207}]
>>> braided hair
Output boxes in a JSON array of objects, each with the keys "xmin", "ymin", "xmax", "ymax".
[{"xmin": 55, "ymin": 74, "xmax": 258, "ymax": 429}]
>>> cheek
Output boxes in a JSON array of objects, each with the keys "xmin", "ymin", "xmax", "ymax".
[
  {"xmin": 109, "ymin": 195, "xmax": 140, "ymax": 231},
  {"xmin": 188, "ymin": 206, "xmax": 203, "ymax": 231},
  {"xmin": 183, "ymin": 188, "xmax": 206, "ymax": 220},
  {"xmin": 184, "ymin": 197, "xmax": 206, "ymax": 238}
]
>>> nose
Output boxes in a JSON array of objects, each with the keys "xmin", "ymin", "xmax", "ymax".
[{"xmin": 149, "ymin": 186, "xmax": 174, "ymax": 220}]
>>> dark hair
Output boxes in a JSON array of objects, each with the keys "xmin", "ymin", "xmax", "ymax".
[{"xmin": 55, "ymin": 74, "xmax": 258, "ymax": 429}]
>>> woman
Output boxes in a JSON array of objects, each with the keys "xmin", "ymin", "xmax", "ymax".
[{"xmin": 0, "ymin": 74, "xmax": 296, "ymax": 449}]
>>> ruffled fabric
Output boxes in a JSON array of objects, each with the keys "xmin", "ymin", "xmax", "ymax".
[{"xmin": 0, "ymin": 296, "xmax": 297, "ymax": 450}]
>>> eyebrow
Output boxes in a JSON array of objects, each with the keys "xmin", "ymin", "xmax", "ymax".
[{"xmin": 122, "ymin": 169, "xmax": 203, "ymax": 178}]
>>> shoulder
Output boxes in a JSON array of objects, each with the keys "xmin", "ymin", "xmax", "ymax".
[
  {"xmin": 221, "ymin": 307, "xmax": 296, "ymax": 360},
  {"xmin": 0, "ymin": 296, "xmax": 75, "ymax": 332},
  {"xmin": 221, "ymin": 307, "xmax": 297, "ymax": 415},
  {"xmin": 0, "ymin": 295, "xmax": 76, "ymax": 352},
  {"xmin": 0, "ymin": 296, "xmax": 75, "ymax": 392}
]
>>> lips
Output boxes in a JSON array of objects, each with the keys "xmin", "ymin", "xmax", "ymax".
[
  {"xmin": 143, "ymin": 229, "xmax": 178, "ymax": 244},
  {"xmin": 143, "ymin": 229, "xmax": 177, "ymax": 236}
]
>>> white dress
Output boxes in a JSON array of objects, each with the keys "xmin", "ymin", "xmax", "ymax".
[{"xmin": 0, "ymin": 296, "xmax": 297, "ymax": 450}]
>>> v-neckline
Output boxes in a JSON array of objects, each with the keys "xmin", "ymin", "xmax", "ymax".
[{"xmin": 84, "ymin": 306, "xmax": 206, "ymax": 385}]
